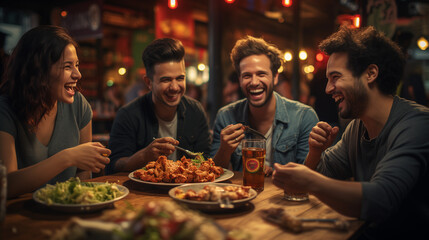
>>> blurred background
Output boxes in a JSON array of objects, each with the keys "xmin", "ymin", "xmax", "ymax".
[{"xmin": 1, "ymin": 0, "xmax": 428, "ymax": 142}]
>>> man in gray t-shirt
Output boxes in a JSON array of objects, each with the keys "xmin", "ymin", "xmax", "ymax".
[{"xmin": 272, "ymin": 26, "xmax": 429, "ymax": 239}]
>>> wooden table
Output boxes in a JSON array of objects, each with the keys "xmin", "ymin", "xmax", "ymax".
[{"xmin": 1, "ymin": 172, "xmax": 364, "ymax": 240}]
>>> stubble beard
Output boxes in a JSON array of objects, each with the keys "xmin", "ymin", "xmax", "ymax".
[
  {"xmin": 339, "ymin": 79, "xmax": 368, "ymax": 119},
  {"xmin": 247, "ymin": 84, "xmax": 274, "ymax": 108}
]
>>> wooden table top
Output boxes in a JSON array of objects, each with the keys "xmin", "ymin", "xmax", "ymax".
[{"xmin": 1, "ymin": 172, "xmax": 364, "ymax": 240}]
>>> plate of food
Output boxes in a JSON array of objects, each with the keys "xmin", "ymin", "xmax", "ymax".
[
  {"xmin": 128, "ymin": 155, "xmax": 234, "ymax": 186},
  {"xmin": 33, "ymin": 177, "xmax": 129, "ymax": 213},
  {"xmin": 169, "ymin": 183, "xmax": 257, "ymax": 211},
  {"xmin": 47, "ymin": 200, "xmax": 229, "ymax": 240}
]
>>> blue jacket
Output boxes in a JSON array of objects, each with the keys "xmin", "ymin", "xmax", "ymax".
[{"xmin": 210, "ymin": 92, "xmax": 319, "ymax": 171}]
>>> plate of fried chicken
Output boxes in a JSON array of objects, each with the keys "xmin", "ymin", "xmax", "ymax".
[
  {"xmin": 169, "ymin": 183, "xmax": 257, "ymax": 211},
  {"xmin": 128, "ymin": 155, "xmax": 234, "ymax": 186}
]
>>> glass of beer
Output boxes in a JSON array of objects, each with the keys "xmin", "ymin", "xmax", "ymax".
[
  {"xmin": 242, "ymin": 139, "xmax": 266, "ymax": 193},
  {"xmin": 284, "ymin": 190, "xmax": 309, "ymax": 201},
  {"xmin": 283, "ymin": 157, "xmax": 319, "ymax": 201}
]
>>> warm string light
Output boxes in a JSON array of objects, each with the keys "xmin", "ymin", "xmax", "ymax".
[
  {"xmin": 303, "ymin": 65, "xmax": 314, "ymax": 74},
  {"xmin": 168, "ymin": 0, "xmax": 178, "ymax": 9},
  {"xmin": 60, "ymin": 11, "xmax": 68, "ymax": 18},
  {"xmin": 417, "ymin": 36, "xmax": 428, "ymax": 51},
  {"xmin": 197, "ymin": 63, "xmax": 206, "ymax": 71},
  {"xmin": 282, "ymin": 0, "xmax": 292, "ymax": 7},
  {"xmin": 284, "ymin": 52, "xmax": 292, "ymax": 61},
  {"xmin": 353, "ymin": 15, "xmax": 361, "ymax": 28},
  {"xmin": 299, "ymin": 50, "xmax": 307, "ymax": 60},
  {"xmin": 118, "ymin": 67, "xmax": 126, "ymax": 76},
  {"xmin": 316, "ymin": 52, "xmax": 324, "ymax": 62},
  {"xmin": 336, "ymin": 14, "xmax": 361, "ymax": 29}
]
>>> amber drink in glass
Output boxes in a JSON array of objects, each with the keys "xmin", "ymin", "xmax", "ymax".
[
  {"xmin": 283, "ymin": 157, "xmax": 315, "ymax": 201},
  {"xmin": 242, "ymin": 139, "xmax": 266, "ymax": 193}
]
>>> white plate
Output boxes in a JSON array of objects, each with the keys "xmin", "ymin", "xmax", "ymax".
[
  {"xmin": 168, "ymin": 183, "xmax": 257, "ymax": 211},
  {"xmin": 33, "ymin": 183, "xmax": 129, "ymax": 213},
  {"xmin": 128, "ymin": 168, "xmax": 234, "ymax": 187}
]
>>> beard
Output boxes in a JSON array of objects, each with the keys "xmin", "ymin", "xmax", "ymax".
[
  {"xmin": 248, "ymin": 89, "xmax": 274, "ymax": 108},
  {"xmin": 246, "ymin": 82, "xmax": 275, "ymax": 108},
  {"xmin": 338, "ymin": 79, "xmax": 369, "ymax": 119}
]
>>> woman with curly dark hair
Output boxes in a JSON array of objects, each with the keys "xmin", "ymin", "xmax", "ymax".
[{"xmin": 0, "ymin": 25, "xmax": 111, "ymax": 198}]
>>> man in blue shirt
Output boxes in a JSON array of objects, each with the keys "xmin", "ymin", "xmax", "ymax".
[{"xmin": 210, "ymin": 36, "xmax": 318, "ymax": 174}]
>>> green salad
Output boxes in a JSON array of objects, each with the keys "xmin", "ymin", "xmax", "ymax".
[
  {"xmin": 190, "ymin": 153, "xmax": 205, "ymax": 166},
  {"xmin": 35, "ymin": 177, "xmax": 125, "ymax": 205}
]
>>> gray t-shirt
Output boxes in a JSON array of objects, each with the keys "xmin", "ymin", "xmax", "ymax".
[
  {"xmin": 317, "ymin": 96, "xmax": 429, "ymax": 238},
  {"xmin": 157, "ymin": 113, "xmax": 178, "ymax": 161},
  {"xmin": 0, "ymin": 92, "xmax": 92, "ymax": 184}
]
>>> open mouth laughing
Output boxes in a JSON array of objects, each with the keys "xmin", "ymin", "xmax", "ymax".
[
  {"xmin": 333, "ymin": 94, "xmax": 344, "ymax": 104},
  {"xmin": 64, "ymin": 82, "xmax": 77, "ymax": 96},
  {"xmin": 165, "ymin": 92, "xmax": 182, "ymax": 103},
  {"xmin": 248, "ymin": 88, "xmax": 265, "ymax": 99}
]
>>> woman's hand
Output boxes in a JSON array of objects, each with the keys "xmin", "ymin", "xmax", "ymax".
[{"xmin": 66, "ymin": 142, "xmax": 111, "ymax": 173}]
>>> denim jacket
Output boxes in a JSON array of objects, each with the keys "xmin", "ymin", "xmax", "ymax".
[{"xmin": 210, "ymin": 92, "xmax": 319, "ymax": 171}]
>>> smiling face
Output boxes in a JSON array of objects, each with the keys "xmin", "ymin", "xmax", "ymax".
[
  {"xmin": 239, "ymin": 54, "xmax": 278, "ymax": 108},
  {"xmin": 148, "ymin": 60, "xmax": 186, "ymax": 111},
  {"xmin": 325, "ymin": 52, "xmax": 369, "ymax": 119},
  {"xmin": 50, "ymin": 44, "xmax": 81, "ymax": 104}
]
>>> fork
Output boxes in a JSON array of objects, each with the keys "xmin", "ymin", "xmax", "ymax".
[
  {"xmin": 152, "ymin": 137, "xmax": 200, "ymax": 158},
  {"xmin": 243, "ymin": 126, "xmax": 267, "ymax": 139},
  {"xmin": 260, "ymin": 209, "xmax": 350, "ymax": 232},
  {"xmin": 215, "ymin": 187, "xmax": 234, "ymax": 209},
  {"xmin": 219, "ymin": 197, "xmax": 234, "ymax": 209},
  {"xmin": 174, "ymin": 145, "xmax": 200, "ymax": 158}
]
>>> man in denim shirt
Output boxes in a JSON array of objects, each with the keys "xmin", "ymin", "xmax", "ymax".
[{"xmin": 210, "ymin": 36, "xmax": 318, "ymax": 174}]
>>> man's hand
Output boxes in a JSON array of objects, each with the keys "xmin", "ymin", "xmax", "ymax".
[
  {"xmin": 308, "ymin": 122, "xmax": 339, "ymax": 154},
  {"xmin": 141, "ymin": 137, "xmax": 179, "ymax": 162},
  {"xmin": 272, "ymin": 162, "xmax": 316, "ymax": 193},
  {"xmin": 264, "ymin": 165, "xmax": 273, "ymax": 176},
  {"xmin": 219, "ymin": 123, "xmax": 245, "ymax": 155}
]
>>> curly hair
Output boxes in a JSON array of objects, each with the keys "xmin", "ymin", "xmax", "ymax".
[
  {"xmin": 0, "ymin": 25, "xmax": 78, "ymax": 132},
  {"xmin": 318, "ymin": 25, "xmax": 405, "ymax": 95},
  {"xmin": 230, "ymin": 36, "xmax": 282, "ymax": 76},
  {"xmin": 142, "ymin": 38, "xmax": 185, "ymax": 80}
]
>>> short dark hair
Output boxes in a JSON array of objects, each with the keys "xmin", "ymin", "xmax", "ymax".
[
  {"xmin": 319, "ymin": 25, "xmax": 405, "ymax": 95},
  {"xmin": 0, "ymin": 25, "xmax": 78, "ymax": 131},
  {"xmin": 142, "ymin": 38, "xmax": 185, "ymax": 79},
  {"xmin": 230, "ymin": 36, "xmax": 282, "ymax": 76}
]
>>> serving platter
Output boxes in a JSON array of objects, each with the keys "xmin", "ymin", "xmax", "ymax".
[
  {"xmin": 33, "ymin": 183, "xmax": 129, "ymax": 213},
  {"xmin": 168, "ymin": 182, "xmax": 257, "ymax": 212},
  {"xmin": 128, "ymin": 168, "xmax": 234, "ymax": 187},
  {"xmin": 44, "ymin": 200, "xmax": 228, "ymax": 239}
]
